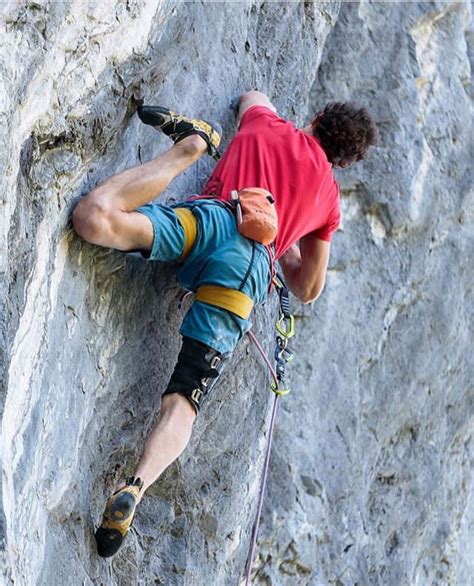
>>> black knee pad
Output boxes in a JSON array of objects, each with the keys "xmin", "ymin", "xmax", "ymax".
[{"xmin": 163, "ymin": 337, "xmax": 231, "ymax": 413}]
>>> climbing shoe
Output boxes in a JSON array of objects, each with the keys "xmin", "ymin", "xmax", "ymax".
[
  {"xmin": 95, "ymin": 476, "xmax": 144, "ymax": 557},
  {"xmin": 137, "ymin": 105, "xmax": 222, "ymax": 160}
]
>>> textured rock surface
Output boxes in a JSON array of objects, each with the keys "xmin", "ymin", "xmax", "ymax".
[
  {"xmin": 0, "ymin": 1, "xmax": 472, "ymax": 585},
  {"xmin": 257, "ymin": 2, "xmax": 473, "ymax": 585}
]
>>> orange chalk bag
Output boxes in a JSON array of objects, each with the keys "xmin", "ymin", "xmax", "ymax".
[{"xmin": 231, "ymin": 187, "xmax": 278, "ymax": 246}]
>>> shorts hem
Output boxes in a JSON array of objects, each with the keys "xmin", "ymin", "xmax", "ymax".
[
  {"xmin": 135, "ymin": 207, "xmax": 162, "ymax": 260},
  {"xmin": 178, "ymin": 327, "xmax": 236, "ymax": 355}
]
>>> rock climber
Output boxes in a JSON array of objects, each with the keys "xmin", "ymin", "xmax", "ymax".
[{"xmin": 71, "ymin": 91, "xmax": 377, "ymax": 557}]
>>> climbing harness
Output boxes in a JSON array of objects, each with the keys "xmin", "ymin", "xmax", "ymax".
[
  {"xmin": 196, "ymin": 285, "xmax": 254, "ymax": 320},
  {"xmin": 244, "ymin": 273, "xmax": 295, "ymax": 585},
  {"xmin": 174, "ymin": 205, "xmax": 255, "ymax": 320},
  {"xmin": 174, "ymin": 207, "xmax": 197, "ymax": 261}
]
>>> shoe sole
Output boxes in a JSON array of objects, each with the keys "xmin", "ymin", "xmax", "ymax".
[
  {"xmin": 95, "ymin": 491, "xmax": 138, "ymax": 557},
  {"xmin": 110, "ymin": 491, "xmax": 136, "ymax": 522}
]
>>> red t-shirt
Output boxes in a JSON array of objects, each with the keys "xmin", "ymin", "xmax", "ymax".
[{"xmin": 201, "ymin": 105, "xmax": 340, "ymax": 259}]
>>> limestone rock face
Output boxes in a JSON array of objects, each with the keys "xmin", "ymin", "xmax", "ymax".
[
  {"xmin": 257, "ymin": 2, "xmax": 473, "ymax": 585},
  {"xmin": 0, "ymin": 1, "xmax": 471, "ymax": 585}
]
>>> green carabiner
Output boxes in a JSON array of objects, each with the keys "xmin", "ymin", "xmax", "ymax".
[
  {"xmin": 270, "ymin": 380, "xmax": 291, "ymax": 396},
  {"xmin": 275, "ymin": 314, "xmax": 295, "ymax": 339}
]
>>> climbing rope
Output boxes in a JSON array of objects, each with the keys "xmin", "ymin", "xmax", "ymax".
[{"xmin": 244, "ymin": 274, "xmax": 295, "ymax": 585}]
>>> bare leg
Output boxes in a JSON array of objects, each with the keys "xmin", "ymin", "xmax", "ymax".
[
  {"xmin": 72, "ymin": 134, "xmax": 207, "ymax": 252},
  {"xmin": 93, "ymin": 136, "xmax": 206, "ymax": 212},
  {"xmin": 89, "ymin": 131, "xmax": 211, "ymax": 556},
  {"xmin": 132, "ymin": 394, "xmax": 197, "ymax": 502}
]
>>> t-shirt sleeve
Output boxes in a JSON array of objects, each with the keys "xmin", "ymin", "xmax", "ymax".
[
  {"xmin": 313, "ymin": 184, "xmax": 341, "ymax": 242},
  {"xmin": 238, "ymin": 104, "xmax": 278, "ymax": 129}
]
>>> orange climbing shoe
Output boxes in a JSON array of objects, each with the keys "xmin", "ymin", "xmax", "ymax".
[
  {"xmin": 137, "ymin": 105, "xmax": 222, "ymax": 160},
  {"xmin": 95, "ymin": 476, "xmax": 143, "ymax": 557}
]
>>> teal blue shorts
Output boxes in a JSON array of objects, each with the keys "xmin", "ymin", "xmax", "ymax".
[{"xmin": 134, "ymin": 199, "xmax": 271, "ymax": 354}]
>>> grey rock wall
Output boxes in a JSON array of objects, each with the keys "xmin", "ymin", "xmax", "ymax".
[
  {"xmin": 257, "ymin": 2, "xmax": 473, "ymax": 585},
  {"xmin": 0, "ymin": 1, "xmax": 472, "ymax": 585}
]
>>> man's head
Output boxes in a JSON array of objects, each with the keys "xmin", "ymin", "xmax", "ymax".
[{"xmin": 310, "ymin": 102, "xmax": 378, "ymax": 168}]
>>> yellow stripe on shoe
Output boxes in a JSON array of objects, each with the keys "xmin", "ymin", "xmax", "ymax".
[{"xmin": 196, "ymin": 285, "xmax": 254, "ymax": 320}]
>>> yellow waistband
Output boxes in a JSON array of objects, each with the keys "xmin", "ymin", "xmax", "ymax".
[
  {"xmin": 175, "ymin": 207, "xmax": 198, "ymax": 262},
  {"xmin": 196, "ymin": 285, "xmax": 254, "ymax": 320}
]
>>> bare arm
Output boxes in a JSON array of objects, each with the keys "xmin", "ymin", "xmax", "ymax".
[
  {"xmin": 279, "ymin": 233, "xmax": 331, "ymax": 304},
  {"xmin": 236, "ymin": 91, "xmax": 277, "ymax": 126}
]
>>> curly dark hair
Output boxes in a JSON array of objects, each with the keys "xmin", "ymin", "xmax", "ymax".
[{"xmin": 311, "ymin": 102, "xmax": 378, "ymax": 168}]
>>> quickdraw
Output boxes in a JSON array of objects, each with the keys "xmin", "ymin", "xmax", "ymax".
[
  {"xmin": 244, "ymin": 273, "xmax": 295, "ymax": 585},
  {"xmin": 271, "ymin": 273, "xmax": 294, "ymax": 396}
]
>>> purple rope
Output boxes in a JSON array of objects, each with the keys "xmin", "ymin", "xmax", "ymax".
[
  {"xmin": 244, "ymin": 331, "xmax": 282, "ymax": 584},
  {"xmin": 247, "ymin": 331, "xmax": 278, "ymax": 387},
  {"xmin": 244, "ymin": 393, "xmax": 280, "ymax": 585}
]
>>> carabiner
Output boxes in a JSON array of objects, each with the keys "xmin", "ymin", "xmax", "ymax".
[
  {"xmin": 275, "ymin": 314, "xmax": 295, "ymax": 339},
  {"xmin": 270, "ymin": 379, "xmax": 291, "ymax": 396}
]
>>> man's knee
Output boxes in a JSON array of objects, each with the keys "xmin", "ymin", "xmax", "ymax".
[
  {"xmin": 72, "ymin": 190, "xmax": 115, "ymax": 245},
  {"xmin": 160, "ymin": 393, "xmax": 197, "ymax": 422}
]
